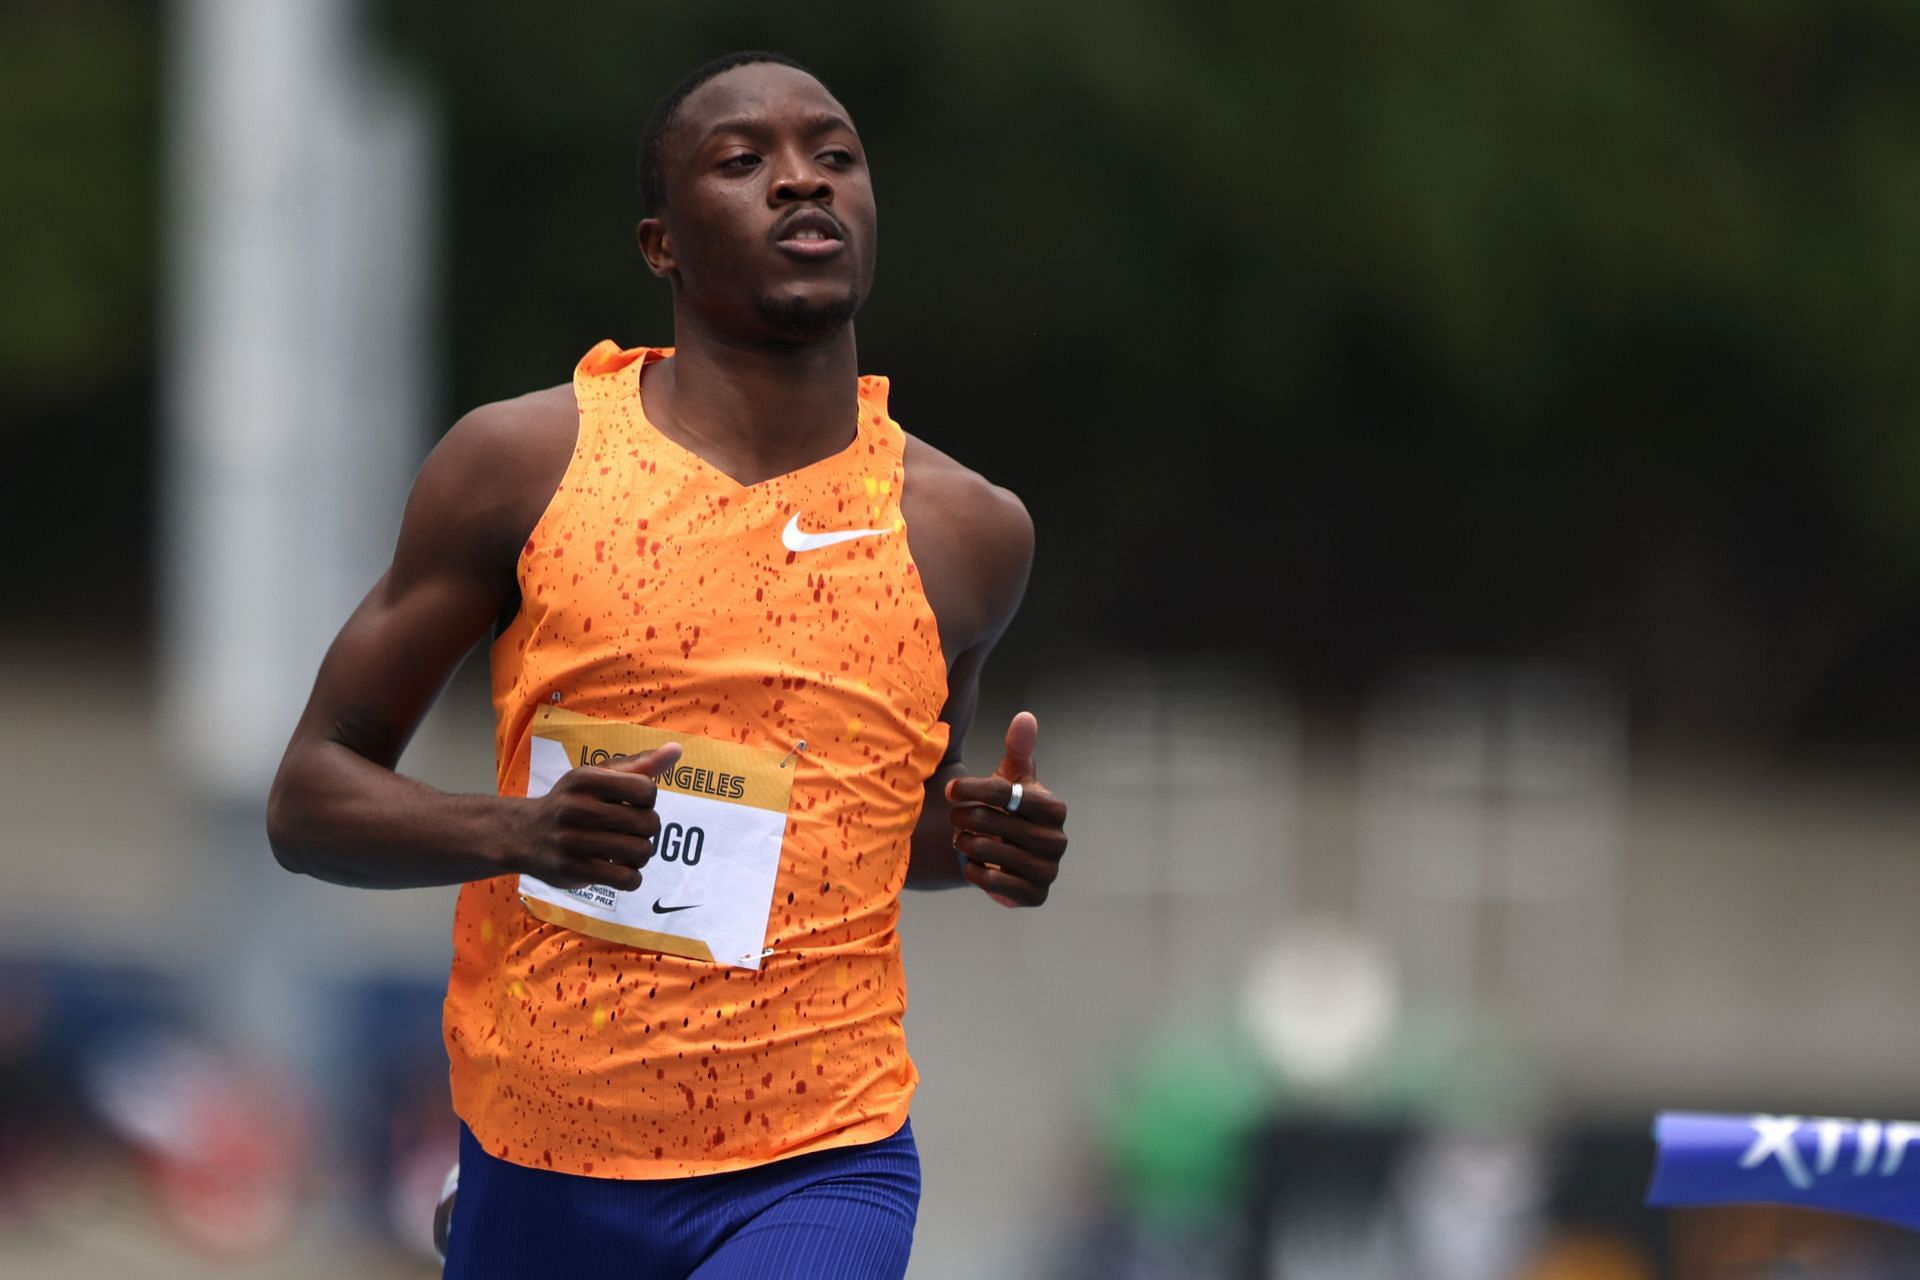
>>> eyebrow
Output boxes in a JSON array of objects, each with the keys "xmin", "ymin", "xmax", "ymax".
[{"xmin": 700, "ymin": 112, "xmax": 858, "ymax": 142}]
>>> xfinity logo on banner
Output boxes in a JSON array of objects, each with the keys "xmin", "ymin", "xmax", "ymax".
[
  {"xmin": 1739, "ymin": 1115, "xmax": 1920, "ymax": 1188},
  {"xmin": 1648, "ymin": 1111, "xmax": 1920, "ymax": 1232}
]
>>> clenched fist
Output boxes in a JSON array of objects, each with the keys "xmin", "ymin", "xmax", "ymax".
[
  {"xmin": 509, "ymin": 743, "xmax": 682, "ymax": 891},
  {"xmin": 945, "ymin": 712, "xmax": 1068, "ymax": 907}
]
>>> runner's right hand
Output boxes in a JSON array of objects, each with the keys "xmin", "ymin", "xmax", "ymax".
[{"xmin": 507, "ymin": 744, "xmax": 682, "ymax": 890}]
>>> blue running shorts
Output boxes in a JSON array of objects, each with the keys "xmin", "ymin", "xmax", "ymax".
[{"xmin": 441, "ymin": 1119, "xmax": 921, "ymax": 1279}]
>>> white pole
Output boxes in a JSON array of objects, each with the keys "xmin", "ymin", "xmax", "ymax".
[{"xmin": 160, "ymin": 0, "xmax": 434, "ymax": 1066}]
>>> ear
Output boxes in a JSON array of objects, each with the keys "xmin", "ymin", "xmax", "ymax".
[{"xmin": 636, "ymin": 216, "xmax": 675, "ymax": 279}]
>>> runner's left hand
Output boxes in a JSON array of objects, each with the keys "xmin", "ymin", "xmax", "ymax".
[{"xmin": 945, "ymin": 712, "xmax": 1068, "ymax": 907}]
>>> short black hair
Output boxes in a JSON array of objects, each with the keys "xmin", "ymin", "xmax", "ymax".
[{"xmin": 637, "ymin": 50, "xmax": 817, "ymax": 217}]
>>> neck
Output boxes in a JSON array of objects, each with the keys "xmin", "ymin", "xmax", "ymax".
[{"xmin": 646, "ymin": 310, "xmax": 861, "ymax": 487}]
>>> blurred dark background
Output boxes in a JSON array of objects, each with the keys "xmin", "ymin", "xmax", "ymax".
[
  {"xmin": 5, "ymin": 3, "xmax": 1920, "ymax": 1278},
  {"xmin": 12, "ymin": 0, "xmax": 1920, "ymax": 748}
]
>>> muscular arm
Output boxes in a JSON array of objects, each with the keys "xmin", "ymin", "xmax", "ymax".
[
  {"xmin": 267, "ymin": 389, "xmax": 664, "ymax": 890},
  {"xmin": 898, "ymin": 437, "xmax": 1038, "ymax": 890}
]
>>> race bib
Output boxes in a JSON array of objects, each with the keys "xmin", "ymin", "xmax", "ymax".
[{"xmin": 518, "ymin": 705, "xmax": 794, "ymax": 970}]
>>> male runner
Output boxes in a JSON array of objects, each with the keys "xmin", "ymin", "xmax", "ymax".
[{"xmin": 267, "ymin": 50, "xmax": 1069, "ymax": 1279}]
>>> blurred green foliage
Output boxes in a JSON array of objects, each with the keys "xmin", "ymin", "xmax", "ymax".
[
  {"xmin": 0, "ymin": 1, "xmax": 158, "ymax": 627},
  {"xmin": 0, "ymin": 3, "xmax": 155, "ymax": 398},
  {"xmin": 8, "ymin": 0, "xmax": 1920, "ymax": 745}
]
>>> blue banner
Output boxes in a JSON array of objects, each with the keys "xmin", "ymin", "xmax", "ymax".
[{"xmin": 1648, "ymin": 1112, "xmax": 1920, "ymax": 1231}]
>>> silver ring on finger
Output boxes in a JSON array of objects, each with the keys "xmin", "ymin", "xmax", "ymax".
[{"xmin": 1007, "ymin": 782, "xmax": 1023, "ymax": 814}]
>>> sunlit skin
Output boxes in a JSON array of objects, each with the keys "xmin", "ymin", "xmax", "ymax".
[{"xmin": 267, "ymin": 60, "xmax": 1068, "ymax": 908}]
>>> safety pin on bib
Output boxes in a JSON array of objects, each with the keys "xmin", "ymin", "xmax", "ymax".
[{"xmin": 778, "ymin": 740, "xmax": 808, "ymax": 769}]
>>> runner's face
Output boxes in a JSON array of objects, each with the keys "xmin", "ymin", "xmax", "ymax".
[{"xmin": 653, "ymin": 65, "xmax": 876, "ymax": 343}]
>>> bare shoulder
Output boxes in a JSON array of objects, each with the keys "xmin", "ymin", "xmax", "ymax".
[
  {"xmin": 395, "ymin": 382, "xmax": 578, "ymax": 583},
  {"xmin": 428, "ymin": 383, "xmax": 577, "ymax": 489},
  {"xmin": 902, "ymin": 433, "xmax": 1034, "ymax": 561},
  {"xmin": 902, "ymin": 432, "xmax": 1035, "ymax": 653}
]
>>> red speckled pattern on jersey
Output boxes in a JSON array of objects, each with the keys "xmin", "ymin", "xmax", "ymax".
[{"xmin": 444, "ymin": 341, "xmax": 950, "ymax": 1178}]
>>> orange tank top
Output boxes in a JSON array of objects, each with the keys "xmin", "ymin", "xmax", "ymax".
[{"xmin": 443, "ymin": 341, "xmax": 950, "ymax": 1178}]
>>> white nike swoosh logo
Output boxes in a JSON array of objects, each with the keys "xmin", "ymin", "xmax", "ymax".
[{"xmin": 781, "ymin": 512, "xmax": 892, "ymax": 553}]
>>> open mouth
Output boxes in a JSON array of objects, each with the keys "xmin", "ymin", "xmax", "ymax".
[{"xmin": 774, "ymin": 210, "xmax": 846, "ymax": 259}]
